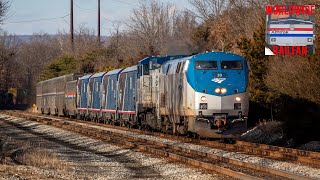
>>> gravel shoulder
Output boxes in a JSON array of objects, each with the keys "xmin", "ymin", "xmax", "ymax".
[
  {"xmin": 51, "ymin": 116, "xmax": 320, "ymax": 179},
  {"xmin": 0, "ymin": 114, "xmax": 222, "ymax": 180}
]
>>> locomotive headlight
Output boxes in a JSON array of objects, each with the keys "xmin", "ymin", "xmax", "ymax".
[
  {"xmin": 201, "ymin": 96, "xmax": 206, "ymax": 101},
  {"xmin": 221, "ymin": 88, "xmax": 227, "ymax": 94},
  {"xmin": 215, "ymin": 88, "xmax": 221, "ymax": 94},
  {"xmin": 308, "ymin": 38, "xmax": 312, "ymax": 42},
  {"xmin": 236, "ymin": 97, "xmax": 241, "ymax": 102}
]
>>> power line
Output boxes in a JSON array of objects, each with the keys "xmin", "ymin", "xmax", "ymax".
[
  {"xmin": 111, "ymin": 0, "xmax": 133, "ymax": 5},
  {"xmin": 61, "ymin": 16, "xmax": 70, "ymax": 26},
  {"xmin": 73, "ymin": 0, "xmax": 97, "ymax": 11},
  {"xmin": 4, "ymin": 14, "xmax": 70, "ymax": 24},
  {"xmin": 103, "ymin": 17, "xmax": 121, "ymax": 23},
  {"xmin": 4, "ymin": 0, "xmax": 136, "ymax": 24}
]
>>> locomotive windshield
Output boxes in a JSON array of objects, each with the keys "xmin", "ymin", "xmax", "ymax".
[
  {"xmin": 221, "ymin": 61, "xmax": 242, "ymax": 70},
  {"xmin": 269, "ymin": 14, "xmax": 314, "ymax": 22},
  {"xmin": 195, "ymin": 61, "xmax": 217, "ymax": 70}
]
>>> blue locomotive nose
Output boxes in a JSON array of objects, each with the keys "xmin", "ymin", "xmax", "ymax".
[
  {"xmin": 187, "ymin": 53, "xmax": 249, "ymax": 96},
  {"xmin": 210, "ymin": 70, "xmax": 247, "ymax": 96}
]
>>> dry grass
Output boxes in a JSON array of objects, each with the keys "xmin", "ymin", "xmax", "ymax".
[
  {"xmin": 0, "ymin": 164, "xmax": 50, "ymax": 180},
  {"xmin": 17, "ymin": 148, "xmax": 67, "ymax": 172},
  {"xmin": 0, "ymin": 136, "xmax": 78, "ymax": 179},
  {"xmin": 241, "ymin": 120, "xmax": 284, "ymax": 144},
  {"xmin": 0, "ymin": 136, "xmax": 68, "ymax": 172},
  {"xmin": 256, "ymin": 120, "xmax": 283, "ymax": 134}
]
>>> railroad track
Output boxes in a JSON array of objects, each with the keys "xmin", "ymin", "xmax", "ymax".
[
  {"xmin": 12, "ymin": 111, "xmax": 320, "ymax": 168},
  {"xmin": 3, "ymin": 111, "xmax": 320, "ymax": 179}
]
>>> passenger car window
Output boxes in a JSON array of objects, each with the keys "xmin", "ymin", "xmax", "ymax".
[
  {"xmin": 111, "ymin": 79, "xmax": 114, "ymax": 91},
  {"xmin": 195, "ymin": 61, "xmax": 218, "ymax": 70},
  {"xmin": 130, "ymin": 76, "xmax": 132, "ymax": 89},
  {"xmin": 221, "ymin": 61, "xmax": 243, "ymax": 70}
]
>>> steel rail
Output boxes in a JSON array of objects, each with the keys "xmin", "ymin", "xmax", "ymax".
[
  {"xmin": 3, "ymin": 111, "xmax": 318, "ymax": 180},
  {"xmin": 21, "ymin": 112, "xmax": 320, "ymax": 167}
]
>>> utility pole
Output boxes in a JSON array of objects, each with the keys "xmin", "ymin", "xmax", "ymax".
[
  {"xmin": 98, "ymin": 0, "xmax": 101, "ymax": 45},
  {"xmin": 70, "ymin": 0, "xmax": 74, "ymax": 52}
]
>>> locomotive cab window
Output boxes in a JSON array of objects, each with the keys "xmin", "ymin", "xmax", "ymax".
[
  {"xmin": 221, "ymin": 61, "xmax": 243, "ymax": 70},
  {"xmin": 195, "ymin": 61, "xmax": 217, "ymax": 70}
]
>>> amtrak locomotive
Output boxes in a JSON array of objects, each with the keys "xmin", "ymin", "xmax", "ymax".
[{"xmin": 36, "ymin": 52, "xmax": 249, "ymax": 138}]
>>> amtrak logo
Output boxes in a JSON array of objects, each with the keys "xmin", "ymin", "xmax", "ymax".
[
  {"xmin": 212, "ymin": 78, "xmax": 226, "ymax": 83},
  {"xmin": 290, "ymin": 25, "xmax": 294, "ymax": 31}
]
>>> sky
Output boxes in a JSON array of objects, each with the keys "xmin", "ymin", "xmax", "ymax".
[{"xmin": 2, "ymin": 0, "xmax": 192, "ymax": 36}]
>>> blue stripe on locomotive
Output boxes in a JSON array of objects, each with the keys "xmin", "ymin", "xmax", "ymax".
[
  {"xmin": 103, "ymin": 68, "xmax": 123, "ymax": 111},
  {"xmin": 90, "ymin": 72, "xmax": 107, "ymax": 110},
  {"xmin": 78, "ymin": 74, "xmax": 92, "ymax": 109},
  {"xmin": 186, "ymin": 52, "xmax": 249, "ymax": 96},
  {"xmin": 118, "ymin": 66, "xmax": 137, "ymax": 113}
]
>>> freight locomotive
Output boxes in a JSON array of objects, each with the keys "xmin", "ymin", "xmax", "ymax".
[{"xmin": 36, "ymin": 52, "xmax": 249, "ymax": 138}]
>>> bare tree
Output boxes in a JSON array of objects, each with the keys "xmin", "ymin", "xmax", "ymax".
[
  {"xmin": 16, "ymin": 34, "xmax": 61, "ymax": 104},
  {"xmin": 188, "ymin": 0, "xmax": 228, "ymax": 20},
  {"xmin": 188, "ymin": 0, "xmax": 272, "ymax": 52},
  {"xmin": 106, "ymin": 22, "xmax": 124, "ymax": 67},
  {"xmin": 0, "ymin": 32, "xmax": 20, "ymax": 91},
  {"xmin": 56, "ymin": 25, "xmax": 98, "ymax": 56},
  {"xmin": 0, "ymin": 0, "xmax": 10, "ymax": 24},
  {"xmin": 127, "ymin": 0, "xmax": 177, "ymax": 56},
  {"xmin": 266, "ymin": 57, "xmax": 320, "ymax": 104},
  {"xmin": 166, "ymin": 11, "xmax": 198, "ymax": 55}
]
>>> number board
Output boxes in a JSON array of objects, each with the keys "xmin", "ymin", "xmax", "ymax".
[{"xmin": 212, "ymin": 72, "xmax": 228, "ymax": 78}]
